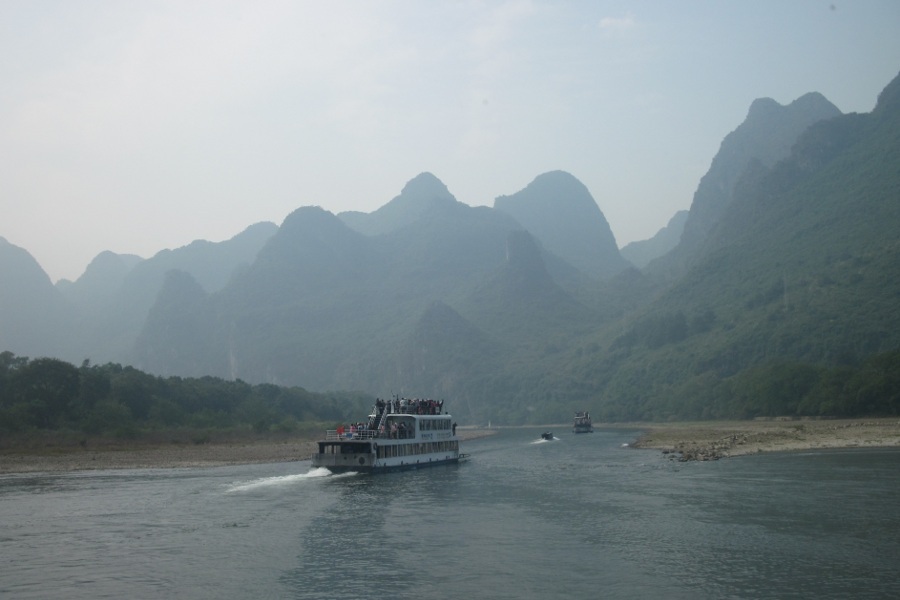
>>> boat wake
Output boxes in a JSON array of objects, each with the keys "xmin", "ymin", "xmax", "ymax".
[
  {"xmin": 225, "ymin": 468, "xmax": 356, "ymax": 493},
  {"xmin": 531, "ymin": 437, "xmax": 558, "ymax": 444}
]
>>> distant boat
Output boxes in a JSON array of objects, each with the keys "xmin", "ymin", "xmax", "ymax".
[
  {"xmin": 573, "ymin": 411, "xmax": 593, "ymax": 434},
  {"xmin": 541, "ymin": 432, "xmax": 554, "ymax": 441}
]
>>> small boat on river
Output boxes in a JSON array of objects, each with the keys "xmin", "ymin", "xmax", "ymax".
[
  {"xmin": 541, "ymin": 432, "xmax": 554, "ymax": 441},
  {"xmin": 311, "ymin": 395, "xmax": 462, "ymax": 473},
  {"xmin": 573, "ymin": 411, "xmax": 593, "ymax": 433}
]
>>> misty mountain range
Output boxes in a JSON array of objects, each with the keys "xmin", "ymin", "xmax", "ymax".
[{"xmin": 2, "ymin": 70, "xmax": 898, "ymax": 424}]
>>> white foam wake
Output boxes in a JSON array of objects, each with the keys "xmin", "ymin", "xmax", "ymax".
[{"xmin": 225, "ymin": 467, "xmax": 337, "ymax": 493}]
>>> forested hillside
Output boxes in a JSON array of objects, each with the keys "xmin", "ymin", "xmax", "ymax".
[{"xmin": 563, "ymin": 72, "xmax": 900, "ymax": 421}]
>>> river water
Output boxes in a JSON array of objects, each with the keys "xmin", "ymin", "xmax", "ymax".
[{"xmin": 2, "ymin": 427, "xmax": 899, "ymax": 599}]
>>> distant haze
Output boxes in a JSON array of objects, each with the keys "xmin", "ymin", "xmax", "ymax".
[{"xmin": 2, "ymin": 1, "xmax": 898, "ymax": 282}]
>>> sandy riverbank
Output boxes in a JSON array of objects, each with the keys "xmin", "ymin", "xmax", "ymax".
[
  {"xmin": 626, "ymin": 418, "xmax": 900, "ymax": 461},
  {"xmin": 0, "ymin": 429, "xmax": 497, "ymax": 475}
]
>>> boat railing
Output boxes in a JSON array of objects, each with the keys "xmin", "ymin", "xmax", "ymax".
[
  {"xmin": 325, "ymin": 428, "xmax": 428, "ymax": 441},
  {"xmin": 325, "ymin": 429, "xmax": 379, "ymax": 441}
]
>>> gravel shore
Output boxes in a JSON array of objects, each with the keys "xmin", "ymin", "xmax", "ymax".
[
  {"xmin": 0, "ymin": 429, "xmax": 497, "ymax": 474},
  {"xmin": 628, "ymin": 418, "xmax": 900, "ymax": 461}
]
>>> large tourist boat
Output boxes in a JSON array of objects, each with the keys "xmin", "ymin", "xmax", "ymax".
[
  {"xmin": 311, "ymin": 396, "xmax": 463, "ymax": 473},
  {"xmin": 573, "ymin": 411, "xmax": 593, "ymax": 433}
]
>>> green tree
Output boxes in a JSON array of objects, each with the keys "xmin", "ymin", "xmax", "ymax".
[{"xmin": 12, "ymin": 357, "xmax": 80, "ymax": 428}]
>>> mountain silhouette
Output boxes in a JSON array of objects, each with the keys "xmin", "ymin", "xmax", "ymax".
[
  {"xmin": 3, "ymin": 71, "xmax": 899, "ymax": 424},
  {"xmin": 494, "ymin": 170, "xmax": 630, "ymax": 279},
  {"xmin": 0, "ymin": 237, "xmax": 73, "ymax": 358},
  {"xmin": 620, "ymin": 210, "xmax": 688, "ymax": 268},
  {"xmin": 658, "ymin": 92, "xmax": 842, "ymax": 275}
]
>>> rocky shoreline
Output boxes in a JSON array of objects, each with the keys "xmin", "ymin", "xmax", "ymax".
[
  {"xmin": 628, "ymin": 418, "xmax": 900, "ymax": 461},
  {"xmin": 0, "ymin": 429, "xmax": 497, "ymax": 475}
]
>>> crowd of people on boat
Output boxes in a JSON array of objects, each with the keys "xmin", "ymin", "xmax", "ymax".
[{"xmin": 375, "ymin": 396, "xmax": 444, "ymax": 416}]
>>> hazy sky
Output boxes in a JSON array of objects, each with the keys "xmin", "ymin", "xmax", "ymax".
[{"xmin": 3, "ymin": 1, "xmax": 899, "ymax": 282}]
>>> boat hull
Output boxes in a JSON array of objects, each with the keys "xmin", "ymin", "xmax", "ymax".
[
  {"xmin": 311, "ymin": 431, "xmax": 460, "ymax": 474},
  {"xmin": 317, "ymin": 455, "xmax": 461, "ymax": 474}
]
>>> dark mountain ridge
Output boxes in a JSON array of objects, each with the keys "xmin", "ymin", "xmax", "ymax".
[
  {"xmin": 650, "ymin": 91, "xmax": 842, "ymax": 279},
  {"xmin": 136, "ymin": 177, "xmax": 612, "ymax": 394},
  {"xmin": 0, "ymin": 237, "xmax": 74, "ymax": 358},
  {"xmin": 620, "ymin": 210, "xmax": 688, "ymax": 268},
  {"xmin": 3, "ymin": 72, "xmax": 899, "ymax": 425},
  {"xmin": 338, "ymin": 172, "xmax": 459, "ymax": 236},
  {"xmin": 56, "ymin": 251, "xmax": 143, "ymax": 310},
  {"xmin": 494, "ymin": 170, "xmax": 631, "ymax": 279},
  {"xmin": 574, "ymin": 71, "xmax": 900, "ymax": 420}
]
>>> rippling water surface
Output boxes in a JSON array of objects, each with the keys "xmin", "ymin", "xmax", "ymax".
[{"xmin": 2, "ymin": 428, "xmax": 899, "ymax": 599}]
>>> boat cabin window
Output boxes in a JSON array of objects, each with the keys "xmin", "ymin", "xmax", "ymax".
[
  {"xmin": 374, "ymin": 439, "xmax": 460, "ymax": 459},
  {"xmin": 317, "ymin": 442, "xmax": 372, "ymax": 454},
  {"xmin": 420, "ymin": 418, "xmax": 450, "ymax": 431},
  {"xmin": 383, "ymin": 416, "xmax": 416, "ymax": 439}
]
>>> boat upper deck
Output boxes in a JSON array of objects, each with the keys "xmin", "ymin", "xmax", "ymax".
[{"xmin": 323, "ymin": 396, "xmax": 456, "ymax": 442}]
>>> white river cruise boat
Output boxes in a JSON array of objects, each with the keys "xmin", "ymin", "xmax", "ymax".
[{"xmin": 311, "ymin": 396, "xmax": 464, "ymax": 473}]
